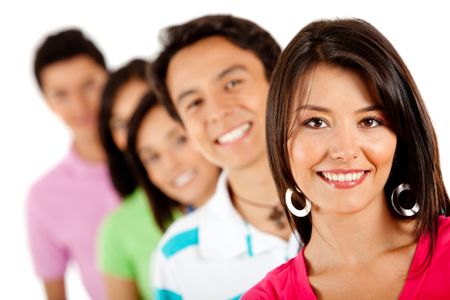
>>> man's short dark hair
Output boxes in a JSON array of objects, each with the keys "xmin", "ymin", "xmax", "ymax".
[
  {"xmin": 150, "ymin": 14, "xmax": 281, "ymax": 123},
  {"xmin": 34, "ymin": 28, "xmax": 106, "ymax": 89}
]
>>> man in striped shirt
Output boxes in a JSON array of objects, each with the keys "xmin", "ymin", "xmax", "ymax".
[{"xmin": 149, "ymin": 15, "xmax": 300, "ymax": 299}]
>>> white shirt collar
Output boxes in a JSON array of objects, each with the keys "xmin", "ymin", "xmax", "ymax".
[{"xmin": 197, "ymin": 172, "xmax": 300, "ymax": 259}]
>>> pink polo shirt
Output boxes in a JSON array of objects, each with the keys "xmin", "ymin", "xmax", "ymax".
[
  {"xmin": 26, "ymin": 147, "xmax": 119, "ymax": 300},
  {"xmin": 243, "ymin": 215, "xmax": 450, "ymax": 299}
]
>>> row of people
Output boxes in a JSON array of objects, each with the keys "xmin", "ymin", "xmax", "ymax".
[
  {"xmin": 28, "ymin": 28, "xmax": 219, "ymax": 300},
  {"xmin": 27, "ymin": 14, "xmax": 450, "ymax": 300}
]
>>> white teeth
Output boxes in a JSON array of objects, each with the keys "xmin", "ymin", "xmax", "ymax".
[
  {"xmin": 322, "ymin": 171, "xmax": 364, "ymax": 182},
  {"xmin": 173, "ymin": 169, "xmax": 195, "ymax": 188},
  {"xmin": 217, "ymin": 123, "xmax": 251, "ymax": 144}
]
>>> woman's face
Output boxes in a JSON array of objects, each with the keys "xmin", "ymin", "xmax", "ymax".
[
  {"xmin": 110, "ymin": 78, "xmax": 149, "ymax": 151},
  {"xmin": 288, "ymin": 64, "xmax": 397, "ymax": 215},
  {"xmin": 137, "ymin": 106, "xmax": 219, "ymax": 207}
]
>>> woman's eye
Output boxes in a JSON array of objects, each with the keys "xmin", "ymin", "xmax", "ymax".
[
  {"xmin": 303, "ymin": 117, "xmax": 328, "ymax": 129},
  {"xmin": 145, "ymin": 154, "xmax": 159, "ymax": 165},
  {"xmin": 360, "ymin": 117, "xmax": 383, "ymax": 128},
  {"xmin": 225, "ymin": 79, "xmax": 242, "ymax": 91},
  {"xmin": 110, "ymin": 120, "xmax": 127, "ymax": 131}
]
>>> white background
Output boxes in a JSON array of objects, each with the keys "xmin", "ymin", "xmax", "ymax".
[{"xmin": 0, "ymin": 0, "xmax": 449, "ymax": 298}]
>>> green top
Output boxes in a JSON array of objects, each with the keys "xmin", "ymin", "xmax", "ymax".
[{"xmin": 98, "ymin": 188, "xmax": 167, "ymax": 300}]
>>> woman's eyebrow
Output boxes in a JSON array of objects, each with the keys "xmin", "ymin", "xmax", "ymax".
[
  {"xmin": 355, "ymin": 104, "xmax": 383, "ymax": 113},
  {"xmin": 296, "ymin": 104, "xmax": 382, "ymax": 113},
  {"xmin": 296, "ymin": 105, "xmax": 331, "ymax": 113}
]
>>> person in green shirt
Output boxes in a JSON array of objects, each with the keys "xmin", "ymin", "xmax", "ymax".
[{"xmin": 98, "ymin": 59, "xmax": 220, "ymax": 300}]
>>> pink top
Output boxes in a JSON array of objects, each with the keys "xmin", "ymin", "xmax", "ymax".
[
  {"xmin": 243, "ymin": 215, "xmax": 450, "ymax": 300},
  {"xmin": 27, "ymin": 148, "xmax": 119, "ymax": 300}
]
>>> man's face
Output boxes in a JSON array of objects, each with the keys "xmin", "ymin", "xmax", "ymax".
[
  {"xmin": 40, "ymin": 55, "xmax": 107, "ymax": 139},
  {"xmin": 166, "ymin": 36, "xmax": 270, "ymax": 171}
]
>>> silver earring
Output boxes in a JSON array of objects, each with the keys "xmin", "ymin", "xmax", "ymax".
[
  {"xmin": 390, "ymin": 183, "xmax": 419, "ymax": 217},
  {"xmin": 285, "ymin": 187, "xmax": 311, "ymax": 217}
]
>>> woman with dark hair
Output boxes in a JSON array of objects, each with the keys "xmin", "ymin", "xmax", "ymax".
[
  {"xmin": 127, "ymin": 91, "xmax": 220, "ymax": 230},
  {"xmin": 244, "ymin": 18, "xmax": 450, "ymax": 299},
  {"xmin": 97, "ymin": 58, "xmax": 157, "ymax": 300},
  {"xmin": 98, "ymin": 58, "xmax": 149, "ymax": 198},
  {"xmin": 97, "ymin": 59, "xmax": 219, "ymax": 299}
]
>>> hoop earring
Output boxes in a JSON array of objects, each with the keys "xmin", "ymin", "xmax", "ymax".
[
  {"xmin": 390, "ymin": 183, "xmax": 419, "ymax": 217},
  {"xmin": 285, "ymin": 188, "xmax": 311, "ymax": 217}
]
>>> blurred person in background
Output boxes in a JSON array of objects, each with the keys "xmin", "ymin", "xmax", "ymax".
[
  {"xmin": 27, "ymin": 28, "xmax": 119, "ymax": 300},
  {"xmin": 97, "ymin": 60, "xmax": 219, "ymax": 299}
]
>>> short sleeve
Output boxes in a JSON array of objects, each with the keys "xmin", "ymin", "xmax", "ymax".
[
  {"xmin": 26, "ymin": 190, "xmax": 68, "ymax": 279},
  {"xmin": 97, "ymin": 213, "xmax": 133, "ymax": 278}
]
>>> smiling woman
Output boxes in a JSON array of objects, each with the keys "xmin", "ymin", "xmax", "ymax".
[
  {"xmin": 288, "ymin": 64, "xmax": 397, "ymax": 215},
  {"xmin": 108, "ymin": 90, "xmax": 221, "ymax": 297},
  {"xmin": 244, "ymin": 18, "xmax": 450, "ymax": 299},
  {"xmin": 132, "ymin": 93, "xmax": 219, "ymax": 208}
]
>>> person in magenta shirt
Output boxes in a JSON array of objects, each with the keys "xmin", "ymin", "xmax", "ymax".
[
  {"xmin": 27, "ymin": 29, "xmax": 119, "ymax": 300},
  {"xmin": 244, "ymin": 18, "xmax": 450, "ymax": 299}
]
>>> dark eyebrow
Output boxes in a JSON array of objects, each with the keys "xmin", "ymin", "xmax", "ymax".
[
  {"xmin": 216, "ymin": 65, "xmax": 248, "ymax": 81},
  {"xmin": 296, "ymin": 105, "xmax": 331, "ymax": 113},
  {"xmin": 177, "ymin": 89, "xmax": 197, "ymax": 105},
  {"xmin": 355, "ymin": 104, "xmax": 383, "ymax": 113},
  {"xmin": 176, "ymin": 65, "xmax": 248, "ymax": 105},
  {"xmin": 297, "ymin": 104, "xmax": 383, "ymax": 113}
]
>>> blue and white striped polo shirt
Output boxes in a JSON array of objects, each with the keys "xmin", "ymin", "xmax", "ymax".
[{"xmin": 151, "ymin": 172, "xmax": 300, "ymax": 300}]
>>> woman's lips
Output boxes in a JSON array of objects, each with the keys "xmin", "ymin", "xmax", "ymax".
[{"xmin": 318, "ymin": 169, "xmax": 369, "ymax": 189}]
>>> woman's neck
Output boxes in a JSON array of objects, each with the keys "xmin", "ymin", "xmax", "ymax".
[{"xmin": 305, "ymin": 199, "xmax": 416, "ymax": 268}]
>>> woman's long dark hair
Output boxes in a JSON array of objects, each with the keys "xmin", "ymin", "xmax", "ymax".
[
  {"xmin": 127, "ymin": 91, "xmax": 180, "ymax": 231},
  {"xmin": 267, "ymin": 19, "xmax": 449, "ymax": 255},
  {"xmin": 99, "ymin": 59, "xmax": 148, "ymax": 198}
]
